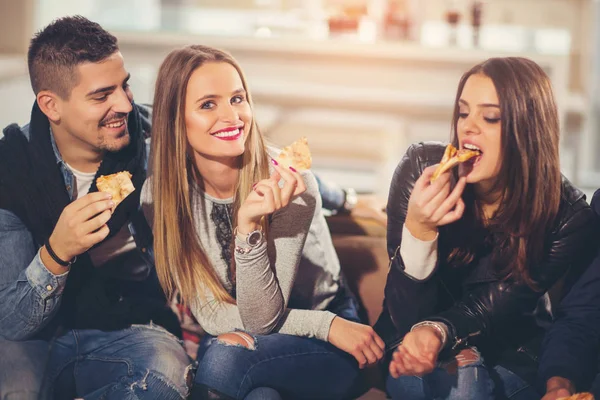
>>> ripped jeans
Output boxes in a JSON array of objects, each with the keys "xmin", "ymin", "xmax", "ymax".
[
  {"xmin": 0, "ymin": 323, "xmax": 193, "ymax": 400},
  {"xmin": 386, "ymin": 347, "xmax": 540, "ymax": 400},
  {"xmin": 192, "ymin": 288, "xmax": 362, "ymax": 400}
]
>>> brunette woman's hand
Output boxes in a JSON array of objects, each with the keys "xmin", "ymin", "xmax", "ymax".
[
  {"xmin": 327, "ymin": 317, "xmax": 385, "ymax": 369},
  {"xmin": 237, "ymin": 160, "xmax": 306, "ymax": 234},
  {"xmin": 389, "ymin": 326, "xmax": 442, "ymax": 378},
  {"xmin": 405, "ymin": 165, "xmax": 467, "ymax": 241}
]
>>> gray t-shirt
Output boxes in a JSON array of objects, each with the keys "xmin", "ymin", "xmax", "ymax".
[{"xmin": 141, "ymin": 169, "xmax": 341, "ymax": 341}]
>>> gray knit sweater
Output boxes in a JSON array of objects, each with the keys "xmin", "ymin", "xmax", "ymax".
[{"xmin": 141, "ymin": 170, "xmax": 342, "ymax": 341}]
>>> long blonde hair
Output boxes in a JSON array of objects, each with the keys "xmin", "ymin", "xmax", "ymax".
[{"xmin": 151, "ymin": 45, "xmax": 270, "ymax": 304}]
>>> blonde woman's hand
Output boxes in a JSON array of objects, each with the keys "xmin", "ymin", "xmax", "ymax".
[
  {"xmin": 327, "ymin": 317, "xmax": 385, "ymax": 369},
  {"xmin": 389, "ymin": 326, "xmax": 442, "ymax": 378},
  {"xmin": 405, "ymin": 166, "xmax": 467, "ymax": 241},
  {"xmin": 237, "ymin": 160, "xmax": 306, "ymax": 234}
]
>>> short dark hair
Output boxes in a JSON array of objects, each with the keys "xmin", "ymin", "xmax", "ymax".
[{"xmin": 27, "ymin": 15, "xmax": 119, "ymax": 98}]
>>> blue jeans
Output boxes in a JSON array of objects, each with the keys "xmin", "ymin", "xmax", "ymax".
[
  {"xmin": 194, "ymin": 333, "xmax": 358, "ymax": 400},
  {"xmin": 193, "ymin": 288, "xmax": 361, "ymax": 400},
  {"xmin": 0, "ymin": 323, "xmax": 192, "ymax": 400},
  {"xmin": 386, "ymin": 350, "xmax": 540, "ymax": 400}
]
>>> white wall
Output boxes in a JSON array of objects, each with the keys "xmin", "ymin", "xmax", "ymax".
[{"xmin": 0, "ymin": 0, "xmax": 34, "ymax": 54}]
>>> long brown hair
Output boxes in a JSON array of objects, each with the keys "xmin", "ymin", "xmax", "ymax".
[
  {"xmin": 446, "ymin": 57, "xmax": 562, "ymax": 288},
  {"xmin": 150, "ymin": 45, "xmax": 270, "ymax": 304}
]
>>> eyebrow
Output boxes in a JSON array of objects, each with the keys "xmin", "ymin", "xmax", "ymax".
[
  {"xmin": 459, "ymin": 99, "xmax": 500, "ymax": 108},
  {"xmin": 195, "ymin": 88, "xmax": 246, "ymax": 104},
  {"xmin": 86, "ymin": 73, "xmax": 131, "ymax": 97}
]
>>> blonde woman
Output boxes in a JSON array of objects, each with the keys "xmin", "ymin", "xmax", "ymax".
[{"xmin": 141, "ymin": 45, "xmax": 384, "ymax": 400}]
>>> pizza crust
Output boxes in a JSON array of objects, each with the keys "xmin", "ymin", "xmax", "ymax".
[
  {"xmin": 276, "ymin": 137, "xmax": 312, "ymax": 171},
  {"xmin": 558, "ymin": 393, "xmax": 594, "ymax": 400},
  {"xmin": 430, "ymin": 144, "xmax": 481, "ymax": 183},
  {"xmin": 96, "ymin": 171, "xmax": 135, "ymax": 207}
]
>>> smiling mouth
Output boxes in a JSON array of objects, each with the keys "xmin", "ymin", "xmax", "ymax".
[
  {"xmin": 211, "ymin": 127, "xmax": 243, "ymax": 140},
  {"xmin": 101, "ymin": 118, "xmax": 126, "ymax": 129}
]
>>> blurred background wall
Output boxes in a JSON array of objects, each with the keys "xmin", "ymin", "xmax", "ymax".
[{"xmin": 1, "ymin": 0, "xmax": 599, "ymax": 198}]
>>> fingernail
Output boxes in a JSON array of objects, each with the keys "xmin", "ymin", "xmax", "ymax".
[
  {"xmin": 271, "ymin": 159, "xmax": 279, "ymax": 166},
  {"xmin": 289, "ymin": 166, "xmax": 297, "ymax": 172},
  {"xmin": 109, "ymin": 201, "xmax": 115, "ymax": 207},
  {"xmin": 106, "ymin": 193, "xmax": 112, "ymax": 199},
  {"xmin": 252, "ymin": 183, "xmax": 257, "ymax": 189}
]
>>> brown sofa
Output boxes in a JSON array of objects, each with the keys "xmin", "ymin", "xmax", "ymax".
[{"xmin": 326, "ymin": 215, "xmax": 390, "ymax": 399}]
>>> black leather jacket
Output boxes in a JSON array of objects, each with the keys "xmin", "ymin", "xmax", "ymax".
[{"xmin": 374, "ymin": 142, "xmax": 599, "ymax": 383}]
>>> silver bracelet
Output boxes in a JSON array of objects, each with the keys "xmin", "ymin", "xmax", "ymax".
[{"xmin": 411, "ymin": 321, "xmax": 448, "ymax": 349}]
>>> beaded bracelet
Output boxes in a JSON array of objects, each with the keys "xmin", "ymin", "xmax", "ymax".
[{"xmin": 410, "ymin": 320, "xmax": 449, "ymax": 348}]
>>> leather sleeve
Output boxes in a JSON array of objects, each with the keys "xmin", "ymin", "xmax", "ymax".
[
  {"xmin": 386, "ymin": 142, "xmax": 445, "ymax": 258},
  {"xmin": 383, "ymin": 142, "xmax": 446, "ymax": 336},
  {"xmin": 382, "ymin": 142, "xmax": 599, "ymax": 349},
  {"xmin": 431, "ymin": 203, "xmax": 599, "ymax": 342}
]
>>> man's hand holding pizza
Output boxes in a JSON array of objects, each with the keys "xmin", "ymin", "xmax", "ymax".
[{"xmin": 42, "ymin": 172, "xmax": 135, "ymax": 274}]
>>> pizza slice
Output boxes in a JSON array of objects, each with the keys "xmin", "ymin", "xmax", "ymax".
[
  {"xmin": 96, "ymin": 171, "xmax": 135, "ymax": 208},
  {"xmin": 276, "ymin": 137, "xmax": 312, "ymax": 171},
  {"xmin": 430, "ymin": 144, "xmax": 481, "ymax": 183},
  {"xmin": 558, "ymin": 393, "xmax": 594, "ymax": 400},
  {"xmin": 277, "ymin": 137, "xmax": 312, "ymax": 171}
]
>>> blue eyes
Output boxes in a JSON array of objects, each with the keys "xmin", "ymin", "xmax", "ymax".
[{"xmin": 200, "ymin": 95, "xmax": 246, "ymax": 110}]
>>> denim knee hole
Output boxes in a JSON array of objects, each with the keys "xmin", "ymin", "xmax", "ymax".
[
  {"xmin": 215, "ymin": 332, "xmax": 257, "ymax": 350},
  {"xmin": 455, "ymin": 348, "xmax": 483, "ymax": 368}
]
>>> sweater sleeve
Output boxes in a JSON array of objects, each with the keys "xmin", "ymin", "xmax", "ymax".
[
  {"xmin": 400, "ymin": 224, "xmax": 438, "ymax": 280},
  {"xmin": 232, "ymin": 171, "xmax": 336, "ymax": 338},
  {"xmin": 141, "ymin": 174, "xmax": 338, "ymax": 341},
  {"xmin": 190, "ymin": 290, "xmax": 336, "ymax": 341}
]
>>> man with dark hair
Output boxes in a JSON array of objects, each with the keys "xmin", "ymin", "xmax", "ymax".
[
  {"xmin": 0, "ymin": 16, "xmax": 192, "ymax": 399},
  {"xmin": 538, "ymin": 190, "xmax": 600, "ymax": 399}
]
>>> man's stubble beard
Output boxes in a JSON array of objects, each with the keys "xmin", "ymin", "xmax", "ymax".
[{"xmin": 97, "ymin": 128, "xmax": 131, "ymax": 153}]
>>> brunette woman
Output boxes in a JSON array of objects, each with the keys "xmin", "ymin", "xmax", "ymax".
[{"xmin": 375, "ymin": 57, "xmax": 599, "ymax": 399}]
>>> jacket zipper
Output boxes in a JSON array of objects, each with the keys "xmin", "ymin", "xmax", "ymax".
[{"xmin": 452, "ymin": 330, "xmax": 482, "ymax": 350}]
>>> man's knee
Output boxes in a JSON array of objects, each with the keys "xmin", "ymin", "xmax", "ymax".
[
  {"xmin": 120, "ymin": 325, "xmax": 194, "ymax": 399},
  {"xmin": 125, "ymin": 367, "xmax": 194, "ymax": 400},
  {"xmin": 141, "ymin": 343, "xmax": 193, "ymax": 398}
]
